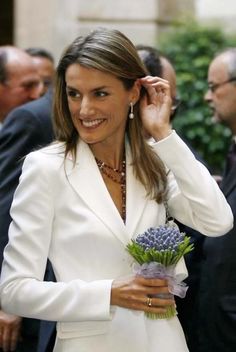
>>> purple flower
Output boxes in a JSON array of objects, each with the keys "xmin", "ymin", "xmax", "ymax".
[{"xmin": 135, "ymin": 226, "xmax": 185, "ymax": 253}]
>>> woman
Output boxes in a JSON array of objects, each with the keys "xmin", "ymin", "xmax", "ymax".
[{"xmin": 0, "ymin": 28, "xmax": 233, "ymax": 352}]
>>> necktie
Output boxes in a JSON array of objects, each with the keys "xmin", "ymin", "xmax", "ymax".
[{"xmin": 225, "ymin": 141, "xmax": 236, "ymax": 175}]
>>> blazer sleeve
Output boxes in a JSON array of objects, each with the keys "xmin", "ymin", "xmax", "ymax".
[
  {"xmin": 0, "ymin": 151, "xmax": 112, "ymax": 322},
  {"xmin": 152, "ymin": 131, "xmax": 233, "ymax": 236}
]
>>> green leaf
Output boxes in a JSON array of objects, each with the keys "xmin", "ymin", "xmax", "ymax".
[{"xmin": 159, "ymin": 21, "xmax": 236, "ymax": 173}]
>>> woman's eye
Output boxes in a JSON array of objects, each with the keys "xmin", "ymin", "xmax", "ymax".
[
  {"xmin": 67, "ymin": 90, "xmax": 80, "ymax": 99},
  {"xmin": 95, "ymin": 91, "xmax": 108, "ymax": 98}
]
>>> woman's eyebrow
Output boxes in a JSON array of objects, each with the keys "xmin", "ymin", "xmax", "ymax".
[
  {"xmin": 66, "ymin": 85, "xmax": 78, "ymax": 90},
  {"xmin": 91, "ymin": 85, "xmax": 110, "ymax": 92}
]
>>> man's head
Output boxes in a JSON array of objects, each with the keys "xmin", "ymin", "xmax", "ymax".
[
  {"xmin": 25, "ymin": 47, "xmax": 55, "ymax": 94},
  {"xmin": 0, "ymin": 46, "xmax": 43, "ymax": 122},
  {"xmin": 205, "ymin": 48, "xmax": 236, "ymax": 134},
  {"xmin": 136, "ymin": 45, "xmax": 180, "ymax": 121}
]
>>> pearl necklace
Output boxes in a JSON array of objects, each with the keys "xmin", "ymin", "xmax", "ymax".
[{"xmin": 95, "ymin": 157, "xmax": 126, "ymax": 223}]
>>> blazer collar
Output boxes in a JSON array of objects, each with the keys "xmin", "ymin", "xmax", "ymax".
[{"xmin": 65, "ymin": 139, "xmax": 148, "ymax": 245}]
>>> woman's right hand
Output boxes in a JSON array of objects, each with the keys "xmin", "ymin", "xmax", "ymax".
[{"xmin": 111, "ymin": 276, "xmax": 175, "ymax": 314}]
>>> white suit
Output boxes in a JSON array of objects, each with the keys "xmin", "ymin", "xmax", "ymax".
[{"xmin": 0, "ymin": 131, "xmax": 233, "ymax": 352}]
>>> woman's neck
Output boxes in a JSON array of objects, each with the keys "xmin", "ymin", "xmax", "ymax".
[{"xmin": 89, "ymin": 140, "xmax": 125, "ymax": 170}]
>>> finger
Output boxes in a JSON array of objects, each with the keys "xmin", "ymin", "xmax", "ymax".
[
  {"xmin": 10, "ymin": 326, "xmax": 20, "ymax": 352},
  {"xmin": 147, "ymin": 286, "xmax": 171, "ymax": 296},
  {"xmin": 144, "ymin": 295, "xmax": 175, "ymax": 309},
  {"xmin": 140, "ymin": 76, "xmax": 169, "ymax": 84},
  {"xmin": 140, "ymin": 76, "xmax": 170, "ymax": 90},
  {"xmin": 2, "ymin": 326, "xmax": 10, "ymax": 352},
  {"xmin": 141, "ymin": 83, "xmax": 158, "ymax": 103},
  {"xmin": 135, "ymin": 276, "xmax": 168, "ymax": 287},
  {"xmin": 149, "ymin": 83, "xmax": 171, "ymax": 100},
  {"xmin": 0, "ymin": 330, "xmax": 2, "ymax": 349},
  {"xmin": 150, "ymin": 296, "xmax": 175, "ymax": 307},
  {"xmin": 142, "ymin": 83, "xmax": 171, "ymax": 107},
  {"xmin": 142, "ymin": 297, "xmax": 171, "ymax": 313}
]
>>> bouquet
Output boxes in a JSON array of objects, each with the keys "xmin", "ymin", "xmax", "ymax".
[{"xmin": 126, "ymin": 221, "xmax": 194, "ymax": 319}]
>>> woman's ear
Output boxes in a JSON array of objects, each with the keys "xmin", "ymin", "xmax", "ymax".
[{"xmin": 131, "ymin": 79, "xmax": 141, "ymax": 104}]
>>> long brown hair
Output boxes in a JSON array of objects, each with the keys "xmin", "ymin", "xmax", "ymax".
[{"xmin": 53, "ymin": 28, "xmax": 167, "ymax": 202}]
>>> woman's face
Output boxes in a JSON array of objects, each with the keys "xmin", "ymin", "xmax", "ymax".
[{"xmin": 65, "ymin": 63, "xmax": 139, "ymax": 146}]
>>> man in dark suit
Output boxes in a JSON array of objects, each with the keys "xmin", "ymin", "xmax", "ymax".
[
  {"xmin": 0, "ymin": 88, "xmax": 54, "ymax": 351},
  {"xmin": 196, "ymin": 48, "xmax": 236, "ymax": 352}
]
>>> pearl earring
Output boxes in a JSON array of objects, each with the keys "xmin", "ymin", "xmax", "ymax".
[{"xmin": 129, "ymin": 102, "xmax": 134, "ymax": 119}]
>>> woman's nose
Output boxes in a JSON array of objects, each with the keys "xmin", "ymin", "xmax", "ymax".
[{"xmin": 80, "ymin": 97, "xmax": 95, "ymax": 116}]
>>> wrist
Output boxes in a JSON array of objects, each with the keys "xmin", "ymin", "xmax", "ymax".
[{"xmin": 152, "ymin": 128, "xmax": 173, "ymax": 141}]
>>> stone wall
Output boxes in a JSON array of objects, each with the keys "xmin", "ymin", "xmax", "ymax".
[
  {"xmin": 196, "ymin": 0, "xmax": 236, "ymax": 34},
  {"xmin": 14, "ymin": 0, "xmax": 236, "ymax": 63},
  {"xmin": 14, "ymin": 0, "xmax": 195, "ymax": 62}
]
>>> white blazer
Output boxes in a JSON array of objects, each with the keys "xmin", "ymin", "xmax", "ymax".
[{"xmin": 0, "ymin": 131, "xmax": 233, "ymax": 352}]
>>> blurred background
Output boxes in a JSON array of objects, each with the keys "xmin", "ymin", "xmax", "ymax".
[{"xmin": 1, "ymin": 0, "xmax": 236, "ymax": 173}]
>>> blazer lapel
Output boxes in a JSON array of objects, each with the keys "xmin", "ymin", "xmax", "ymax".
[
  {"xmin": 65, "ymin": 140, "xmax": 128, "ymax": 245},
  {"xmin": 64, "ymin": 139, "xmax": 148, "ymax": 245},
  {"xmin": 125, "ymin": 144, "xmax": 148, "ymax": 239}
]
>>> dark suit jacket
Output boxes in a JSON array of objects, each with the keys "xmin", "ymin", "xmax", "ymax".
[
  {"xmin": 0, "ymin": 89, "xmax": 54, "ymax": 266},
  {"xmin": 0, "ymin": 89, "xmax": 54, "ymax": 352},
  {"xmin": 196, "ymin": 163, "xmax": 236, "ymax": 352},
  {"xmin": 174, "ymin": 138, "xmax": 207, "ymax": 351}
]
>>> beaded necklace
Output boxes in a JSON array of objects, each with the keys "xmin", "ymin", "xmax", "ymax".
[{"xmin": 95, "ymin": 157, "xmax": 126, "ymax": 223}]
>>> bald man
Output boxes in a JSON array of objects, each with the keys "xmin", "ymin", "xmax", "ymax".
[
  {"xmin": 0, "ymin": 46, "xmax": 43, "ymax": 123},
  {"xmin": 196, "ymin": 48, "xmax": 236, "ymax": 352}
]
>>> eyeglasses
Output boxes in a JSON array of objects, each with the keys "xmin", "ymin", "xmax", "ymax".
[
  {"xmin": 171, "ymin": 97, "xmax": 181, "ymax": 112},
  {"xmin": 208, "ymin": 77, "xmax": 236, "ymax": 93}
]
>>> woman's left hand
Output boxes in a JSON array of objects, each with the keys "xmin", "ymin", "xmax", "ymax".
[{"xmin": 139, "ymin": 76, "xmax": 172, "ymax": 141}]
